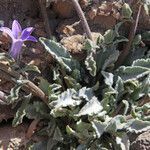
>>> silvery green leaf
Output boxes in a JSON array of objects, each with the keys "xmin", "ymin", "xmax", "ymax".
[
  {"xmin": 124, "ymin": 119, "xmax": 150, "ymax": 133},
  {"xmin": 77, "ymin": 87, "xmax": 94, "ymax": 101},
  {"xmin": 21, "ymin": 64, "xmax": 41, "ymax": 73},
  {"xmin": 96, "ymin": 50, "xmax": 110, "ymax": 71},
  {"xmin": 66, "ymin": 125, "xmax": 82, "ymax": 139},
  {"xmin": 85, "ymin": 52, "xmax": 97, "ymax": 76},
  {"xmin": 132, "ymin": 58, "xmax": 150, "ymax": 68},
  {"xmin": 26, "ymin": 101, "xmax": 49, "ymax": 119},
  {"xmin": 0, "ymin": 53, "xmax": 14, "ymax": 63},
  {"xmin": 38, "ymin": 77, "xmax": 50, "ymax": 95},
  {"xmin": 76, "ymin": 120, "xmax": 91, "ymax": 133},
  {"xmin": 132, "ymin": 34, "xmax": 142, "ymax": 45},
  {"xmin": 142, "ymin": 31, "xmax": 150, "ymax": 41},
  {"xmin": 77, "ymin": 97, "xmax": 103, "ymax": 116},
  {"xmin": 122, "ymin": 100, "xmax": 129, "ymax": 115},
  {"xmin": 101, "ymin": 87, "xmax": 117, "ymax": 113},
  {"xmin": 92, "ymin": 120, "xmax": 107, "ymax": 138},
  {"xmin": 102, "ymin": 50, "xmax": 119, "ymax": 70},
  {"xmin": 53, "ymin": 126, "xmax": 63, "ymax": 141},
  {"xmin": 141, "ymin": 74, "xmax": 150, "ymax": 95},
  {"xmin": 115, "ymin": 22, "xmax": 125, "ymax": 37},
  {"xmin": 113, "ymin": 36, "xmax": 129, "ymax": 44},
  {"xmin": 47, "ymin": 139, "xmax": 58, "ymax": 150},
  {"xmin": 75, "ymin": 120, "xmax": 93, "ymax": 139},
  {"xmin": 115, "ymin": 77, "xmax": 126, "ymax": 101},
  {"xmin": 123, "ymin": 47, "xmax": 147, "ymax": 66},
  {"xmin": 64, "ymin": 76, "xmax": 81, "ymax": 90},
  {"xmin": 50, "ymin": 107, "xmax": 68, "ymax": 118},
  {"xmin": 115, "ymin": 77, "xmax": 124, "ymax": 95},
  {"xmin": 113, "ymin": 36, "xmax": 128, "ymax": 45},
  {"xmin": 116, "ymin": 58, "xmax": 150, "ymax": 81},
  {"xmin": 6, "ymin": 80, "xmax": 27, "ymax": 104},
  {"xmin": 141, "ymin": 0, "xmax": 150, "ymax": 5},
  {"xmin": 31, "ymin": 141, "xmax": 47, "ymax": 150},
  {"xmin": 104, "ymin": 29, "xmax": 116, "ymax": 44},
  {"xmin": 12, "ymin": 94, "xmax": 31, "ymax": 127},
  {"xmin": 144, "ymin": 4, "xmax": 149, "ymax": 15},
  {"xmin": 53, "ymin": 67, "xmax": 60, "ymax": 81},
  {"xmin": 39, "ymin": 37, "xmax": 80, "ymax": 72},
  {"xmin": 102, "ymin": 71, "xmax": 114, "ymax": 87},
  {"xmin": 96, "ymin": 49, "xmax": 114, "ymax": 72},
  {"xmin": 84, "ymin": 39, "xmax": 99, "ymax": 52},
  {"xmin": 50, "ymin": 89, "xmax": 81, "ymax": 109},
  {"xmin": 114, "ymin": 136, "xmax": 127, "ymax": 150},
  {"xmin": 48, "ymin": 83, "xmax": 61, "ymax": 102},
  {"xmin": 76, "ymin": 144, "xmax": 87, "ymax": 150},
  {"xmin": 106, "ymin": 115, "xmax": 126, "ymax": 134},
  {"xmin": 46, "ymin": 0, "xmax": 53, "ymax": 7},
  {"xmin": 122, "ymin": 3, "xmax": 132, "ymax": 19}
]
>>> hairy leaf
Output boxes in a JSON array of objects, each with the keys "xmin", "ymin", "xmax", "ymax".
[
  {"xmin": 12, "ymin": 94, "xmax": 31, "ymax": 127},
  {"xmin": 50, "ymin": 89, "xmax": 81, "ymax": 109},
  {"xmin": 116, "ymin": 58, "xmax": 150, "ymax": 81},
  {"xmin": 77, "ymin": 97, "xmax": 103, "ymax": 116},
  {"xmin": 85, "ymin": 52, "xmax": 97, "ymax": 76},
  {"xmin": 124, "ymin": 119, "xmax": 150, "ymax": 133},
  {"xmin": 122, "ymin": 3, "xmax": 132, "ymax": 19},
  {"xmin": 39, "ymin": 37, "xmax": 80, "ymax": 72}
]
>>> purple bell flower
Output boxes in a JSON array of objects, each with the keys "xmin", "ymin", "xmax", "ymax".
[{"xmin": 0, "ymin": 20, "xmax": 37, "ymax": 59}]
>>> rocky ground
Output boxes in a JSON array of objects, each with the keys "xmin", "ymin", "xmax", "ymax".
[{"xmin": 0, "ymin": 0, "xmax": 149, "ymax": 149}]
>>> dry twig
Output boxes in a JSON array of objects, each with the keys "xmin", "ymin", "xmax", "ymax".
[
  {"xmin": 26, "ymin": 119, "xmax": 40, "ymax": 139},
  {"xmin": 0, "ymin": 62, "xmax": 48, "ymax": 104},
  {"xmin": 115, "ymin": 4, "xmax": 142, "ymax": 67},
  {"xmin": 71, "ymin": 0, "xmax": 93, "ymax": 40},
  {"xmin": 38, "ymin": 0, "xmax": 52, "ymax": 37}
]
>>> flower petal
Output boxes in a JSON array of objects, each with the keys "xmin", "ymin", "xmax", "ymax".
[
  {"xmin": 21, "ymin": 27, "xmax": 34, "ymax": 41},
  {"xmin": 0, "ymin": 27, "xmax": 14, "ymax": 39},
  {"xmin": 26, "ymin": 36, "xmax": 37, "ymax": 42},
  {"xmin": 9, "ymin": 39, "xmax": 23, "ymax": 59},
  {"xmin": 12, "ymin": 20, "xmax": 22, "ymax": 39}
]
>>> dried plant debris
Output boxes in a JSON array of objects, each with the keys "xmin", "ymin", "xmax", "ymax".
[
  {"xmin": 0, "ymin": 123, "xmax": 29, "ymax": 150},
  {"xmin": 0, "ymin": 0, "xmax": 150, "ymax": 149}
]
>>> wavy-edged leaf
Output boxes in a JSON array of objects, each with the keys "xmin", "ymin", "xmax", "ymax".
[
  {"xmin": 124, "ymin": 119, "xmax": 150, "ymax": 133},
  {"xmin": 12, "ymin": 94, "xmax": 31, "ymax": 127},
  {"xmin": 38, "ymin": 77, "xmax": 50, "ymax": 95},
  {"xmin": 85, "ymin": 52, "xmax": 97, "ymax": 76},
  {"xmin": 21, "ymin": 64, "xmax": 41, "ymax": 73},
  {"xmin": 92, "ymin": 120, "xmax": 107, "ymax": 138},
  {"xmin": 64, "ymin": 76, "xmax": 81, "ymax": 90},
  {"xmin": 77, "ymin": 97, "xmax": 103, "ymax": 116},
  {"xmin": 132, "ymin": 34, "xmax": 142, "ymax": 45},
  {"xmin": 39, "ymin": 37, "xmax": 80, "ymax": 72},
  {"xmin": 116, "ymin": 58, "xmax": 150, "ymax": 81},
  {"xmin": 26, "ymin": 101, "xmax": 50, "ymax": 119},
  {"xmin": 122, "ymin": 3, "xmax": 132, "ymax": 19},
  {"xmin": 132, "ymin": 58, "xmax": 150, "ymax": 68},
  {"xmin": 102, "ymin": 71, "xmax": 114, "ymax": 87},
  {"xmin": 50, "ymin": 89, "xmax": 81, "ymax": 109},
  {"xmin": 106, "ymin": 115, "xmax": 126, "ymax": 134},
  {"xmin": 77, "ymin": 87, "xmax": 94, "ymax": 101},
  {"xmin": 102, "ymin": 50, "xmax": 119, "ymax": 70},
  {"xmin": 104, "ymin": 29, "xmax": 116, "ymax": 44},
  {"xmin": 6, "ymin": 80, "xmax": 27, "ymax": 104}
]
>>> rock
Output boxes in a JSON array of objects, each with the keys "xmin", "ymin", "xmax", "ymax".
[
  {"xmin": 52, "ymin": 0, "xmax": 75, "ymax": 18},
  {"xmin": 130, "ymin": 130, "xmax": 150, "ymax": 150},
  {"xmin": 0, "ymin": 123, "xmax": 29, "ymax": 150},
  {"xmin": 0, "ymin": 0, "xmax": 39, "ymax": 26}
]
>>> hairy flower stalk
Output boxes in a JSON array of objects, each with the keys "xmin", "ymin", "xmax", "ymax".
[{"xmin": 0, "ymin": 20, "xmax": 37, "ymax": 59}]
